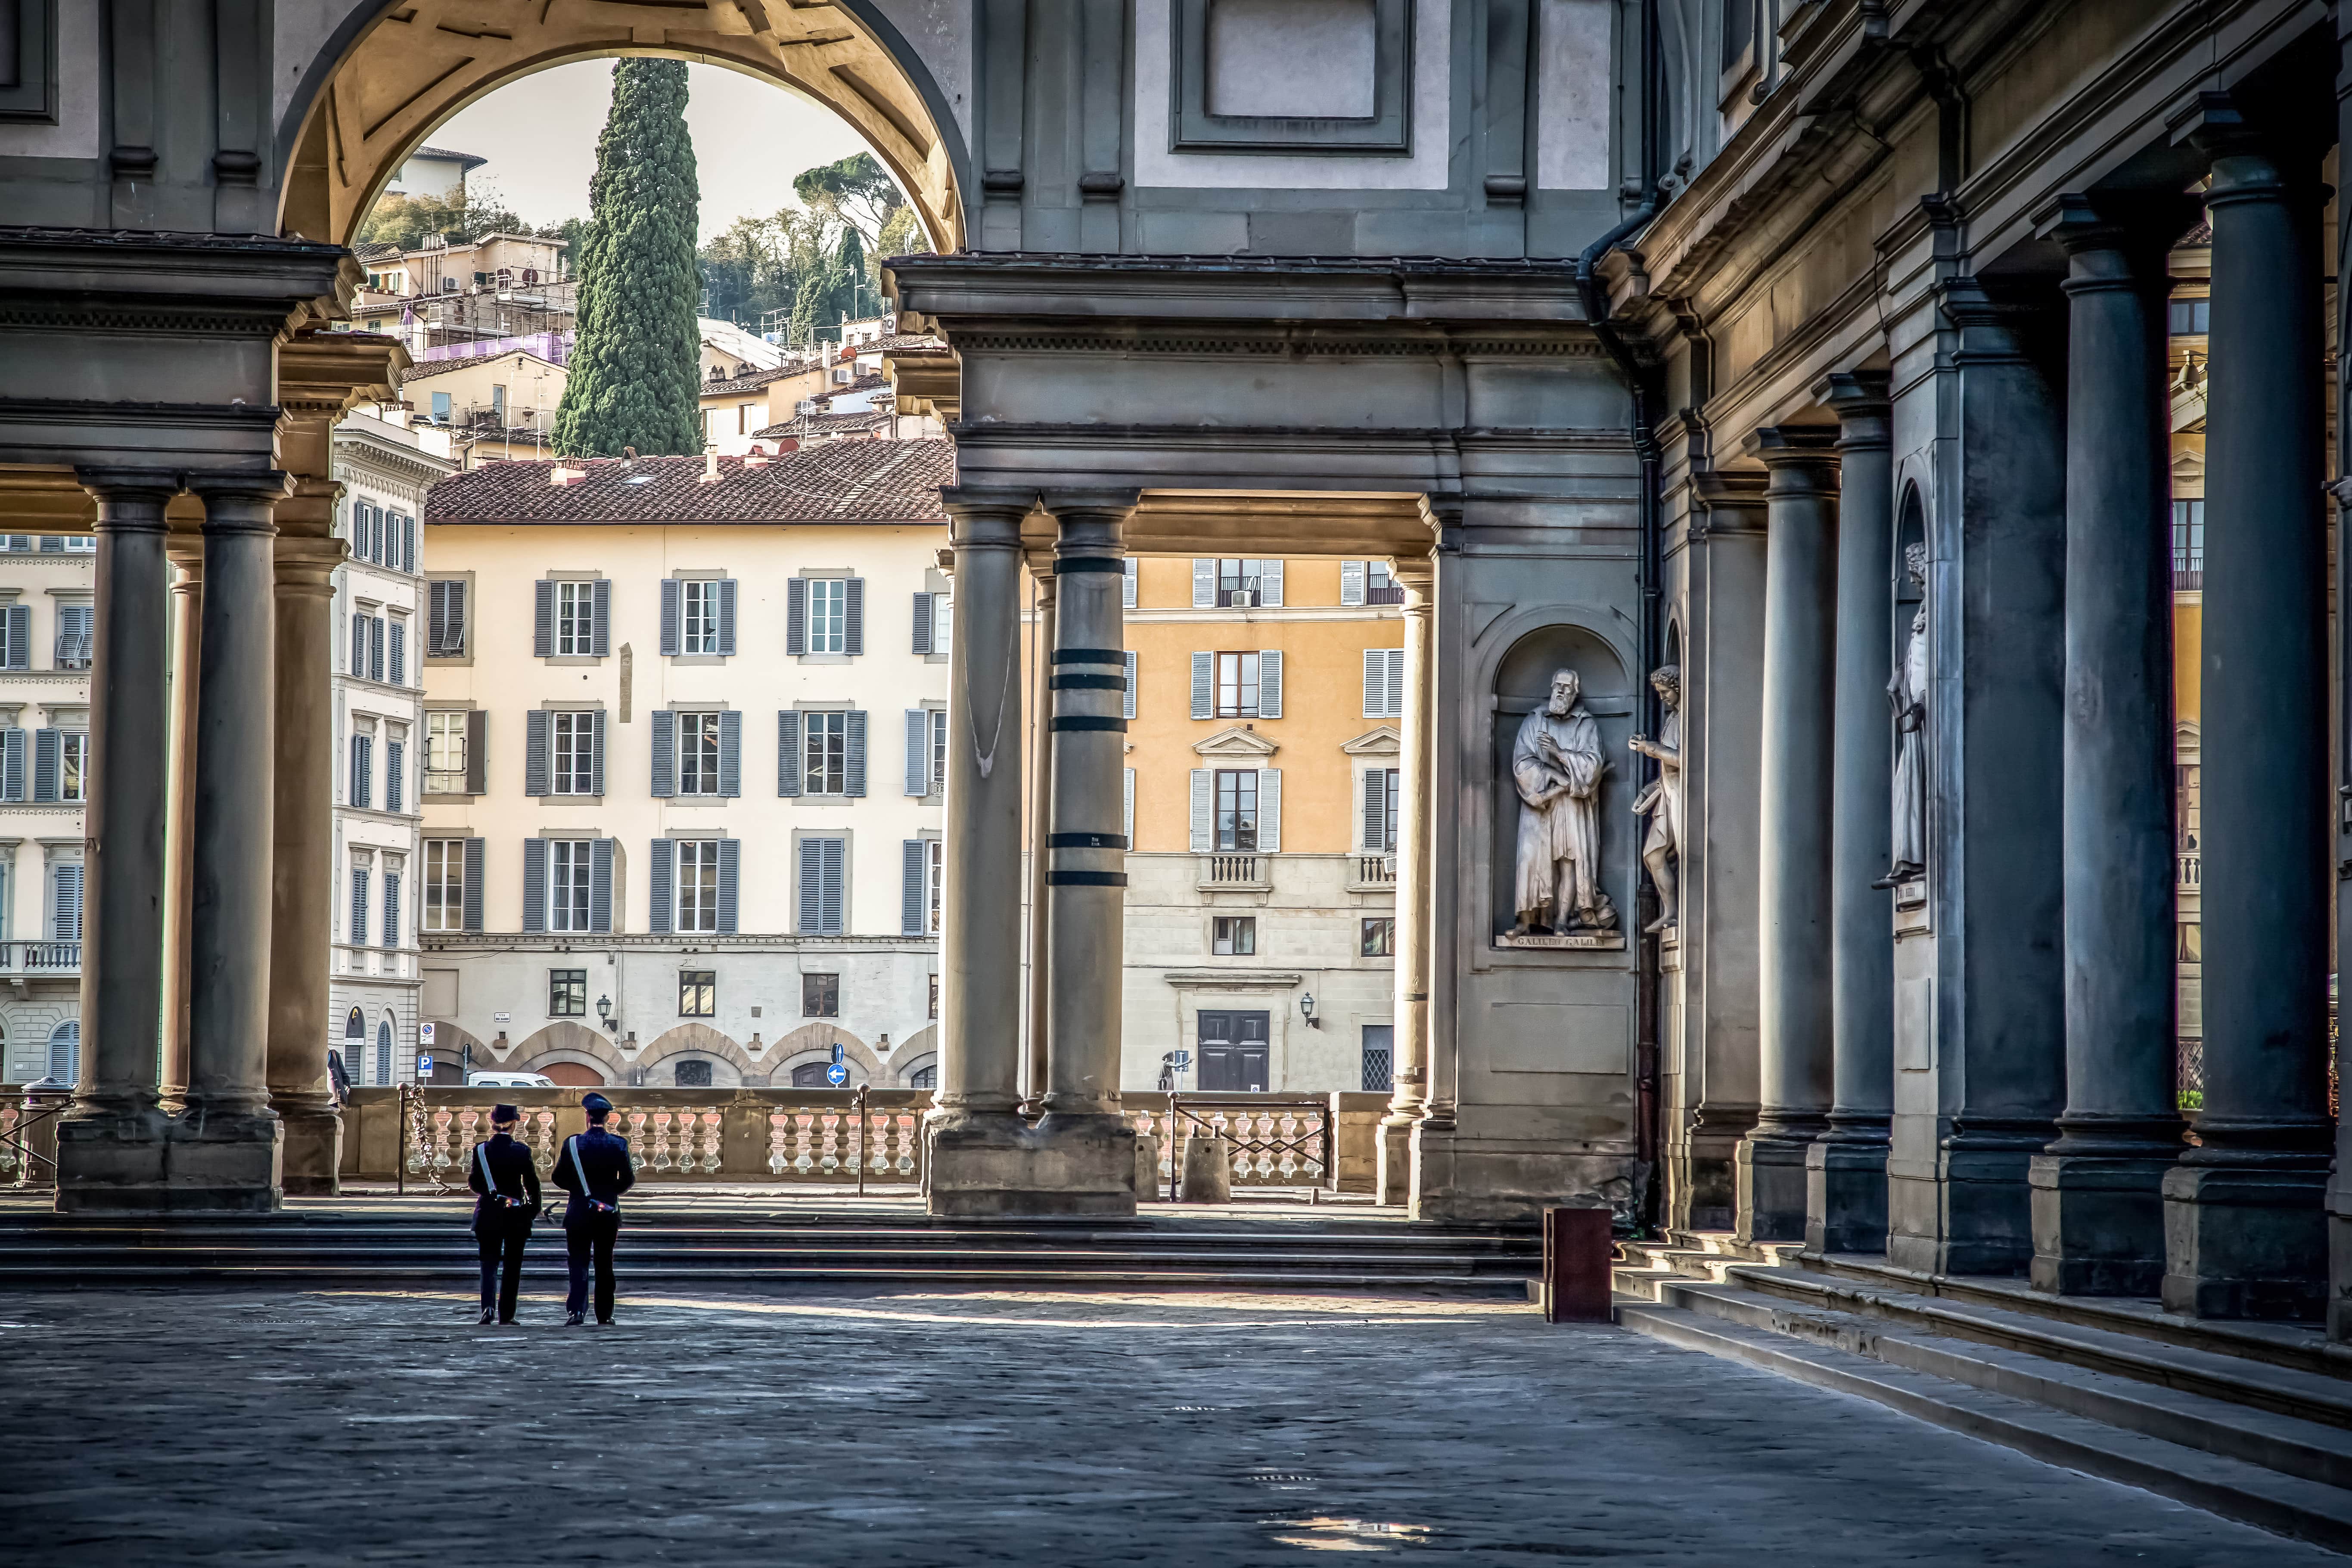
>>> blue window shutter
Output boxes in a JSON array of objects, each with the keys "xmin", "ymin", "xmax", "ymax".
[
  {"xmin": 389, "ymin": 621, "xmax": 406, "ymax": 686},
  {"xmin": 649, "ymin": 839, "xmax": 674, "ymax": 935},
  {"xmin": 821, "ymin": 838, "xmax": 845, "ymax": 934},
  {"xmin": 350, "ymin": 867, "xmax": 369, "ymax": 945},
  {"xmin": 533, "ymin": 580, "xmax": 554, "ymax": 658},
  {"xmin": 350, "ymin": 612, "xmax": 365, "ymax": 676},
  {"xmin": 2, "ymin": 728, "xmax": 25, "ymax": 801},
  {"xmin": 718, "ymin": 579, "xmax": 737, "ymax": 656},
  {"xmin": 53, "ymin": 863, "xmax": 81, "ymax": 941},
  {"xmin": 845, "ymin": 710, "xmax": 867, "ymax": 797},
  {"xmin": 403, "ymin": 513, "xmax": 417, "ymax": 574},
  {"xmin": 901, "ymin": 840, "xmax": 924, "ymax": 935},
  {"xmin": 904, "ymin": 710, "xmax": 927, "ymax": 796},
  {"xmin": 522, "ymin": 840, "xmax": 547, "ymax": 933},
  {"xmin": 32, "ymin": 729, "xmax": 57, "ymax": 803},
  {"xmin": 797, "ymin": 838, "xmax": 821, "ymax": 932},
  {"xmin": 912, "ymin": 592, "xmax": 932, "ymax": 655},
  {"xmin": 463, "ymin": 838, "xmax": 484, "ymax": 932},
  {"xmin": 717, "ymin": 839, "xmax": 740, "ymax": 934},
  {"xmin": 5, "ymin": 604, "xmax": 27, "ymax": 669},
  {"xmin": 386, "ymin": 740, "xmax": 404, "ymax": 813},
  {"xmin": 844, "ymin": 577, "xmax": 865, "ymax": 655},
  {"xmin": 719, "ymin": 709, "xmax": 742, "ymax": 797},
  {"xmin": 650, "ymin": 710, "xmax": 675, "ymax": 798},
  {"xmin": 659, "ymin": 579, "xmax": 680, "ymax": 657},
  {"xmin": 38, "ymin": 534, "xmax": 61, "ymax": 554},
  {"xmin": 524, "ymin": 711, "xmax": 550, "ymax": 798},
  {"xmin": 786, "ymin": 578, "xmax": 807, "ymax": 655},
  {"xmin": 777, "ymin": 710, "xmax": 802, "ymax": 797},
  {"xmin": 591, "ymin": 709, "xmax": 606, "ymax": 797},
  {"xmin": 354, "ymin": 735, "xmax": 372, "ymax": 809},
  {"xmin": 590, "ymin": 838, "xmax": 614, "ymax": 933},
  {"xmin": 383, "ymin": 873, "xmax": 400, "ymax": 949},
  {"xmin": 592, "ymin": 579, "xmax": 612, "ymax": 657},
  {"xmin": 370, "ymin": 617, "xmax": 385, "ymax": 682}
]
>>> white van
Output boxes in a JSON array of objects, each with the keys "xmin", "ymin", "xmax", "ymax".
[{"xmin": 466, "ymin": 1071, "xmax": 556, "ymax": 1089}]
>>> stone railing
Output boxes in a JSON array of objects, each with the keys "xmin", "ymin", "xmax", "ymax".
[
  {"xmin": 1124, "ymin": 1091, "xmax": 1388, "ymax": 1195},
  {"xmin": 0, "ymin": 941, "xmax": 81, "ymax": 976},
  {"xmin": 341, "ymin": 1087, "xmax": 931, "ymax": 1187}
]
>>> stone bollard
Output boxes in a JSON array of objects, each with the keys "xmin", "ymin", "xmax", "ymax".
[
  {"xmin": 1179, "ymin": 1135, "xmax": 1232, "ymax": 1204},
  {"xmin": 1133, "ymin": 1133, "xmax": 1160, "ymax": 1200}
]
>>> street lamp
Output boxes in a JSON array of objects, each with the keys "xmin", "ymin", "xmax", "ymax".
[
  {"xmin": 597, "ymin": 994, "xmax": 617, "ymax": 1033},
  {"xmin": 1300, "ymin": 992, "xmax": 1320, "ymax": 1029}
]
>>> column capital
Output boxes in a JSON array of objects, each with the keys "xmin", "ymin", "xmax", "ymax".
[
  {"xmin": 1389, "ymin": 552, "xmax": 1436, "ymax": 607},
  {"xmin": 1743, "ymin": 426, "xmax": 1841, "ymax": 498},
  {"xmin": 190, "ymin": 471, "xmax": 290, "ymax": 536},
  {"xmin": 938, "ymin": 485, "xmax": 1033, "ymax": 548},
  {"xmin": 2169, "ymin": 90, "xmax": 2306, "ymax": 177},
  {"xmin": 272, "ymin": 534, "xmax": 348, "ymax": 594},
  {"xmin": 75, "ymin": 467, "xmax": 181, "ymax": 509},
  {"xmin": 1815, "ymin": 371, "xmax": 1891, "ymax": 452},
  {"xmin": 1036, "ymin": 487, "xmax": 1141, "ymax": 524}
]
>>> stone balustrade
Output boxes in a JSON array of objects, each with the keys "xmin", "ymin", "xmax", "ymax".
[{"xmin": 0, "ymin": 1085, "xmax": 66, "ymax": 1188}]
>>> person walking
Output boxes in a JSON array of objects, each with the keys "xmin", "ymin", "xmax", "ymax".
[
  {"xmin": 467, "ymin": 1104, "xmax": 543, "ymax": 1325},
  {"xmin": 551, "ymin": 1091, "xmax": 635, "ymax": 1326}
]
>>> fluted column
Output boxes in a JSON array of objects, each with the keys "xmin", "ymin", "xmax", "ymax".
[
  {"xmin": 2031, "ymin": 196, "xmax": 2186, "ymax": 1295},
  {"xmin": 2164, "ymin": 99, "xmax": 2330, "ymax": 1320},
  {"xmin": 158, "ymin": 545, "xmax": 202, "ymax": 1105},
  {"xmin": 177, "ymin": 472, "xmax": 289, "ymax": 1210},
  {"xmin": 1377, "ymin": 554, "xmax": 1435, "ymax": 1205},
  {"xmin": 53, "ymin": 470, "xmax": 175, "ymax": 1212},
  {"xmin": 1023, "ymin": 554, "xmax": 1057, "ymax": 1109},
  {"xmin": 1737, "ymin": 427, "xmax": 1840, "ymax": 1243},
  {"xmin": 267, "ymin": 535, "xmax": 347, "ymax": 1195},
  {"xmin": 1035, "ymin": 489, "xmax": 1140, "ymax": 1213},
  {"xmin": 1810, "ymin": 375, "xmax": 1895, "ymax": 1254}
]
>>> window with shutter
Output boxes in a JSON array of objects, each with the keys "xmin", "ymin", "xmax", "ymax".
[
  {"xmin": 1122, "ymin": 558, "xmax": 1138, "ymax": 608},
  {"xmin": 0, "ymin": 728, "xmax": 26, "ymax": 802},
  {"xmin": 592, "ymin": 709, "xmax": 606, "ymax": 798},
  {"xmin": 1125, "ymin": 767, "xmax": 1135, "ymax": 846},
  {"xmin": 590, "ymin": 839, "xmax": 615, "ymax": 934},
  {"xmin": 0, "ymin": 603, "xmax": 28, "ymax": 669},
  {"xmin": 524, "ymin": 711, "xmax": 550, "ymax": 798},
  {"xmin": 845, "ymin": 710, "xmax": 867, "ymax": 797},
  {"xmin": 719, "ymin": 709, "xmax": 742, "ymax": 797},
  {"xmin": 1258, "ymin": 650, "xmax": 1282, "ymax": 718},
  {"xmin": 462, "ymin": 837, "xmax": 484, "ymax": 932},
  {"xmin": 464, "ymin": 709, "xmax": 488, "ymax": 795},
  {"xmin": 32, "ymin": 729, "xmax": 57, "ymax": 803},
  {"xmin": 786, "ymin": 577, "xmax": 808, "ymax": 655},
  {"xmin": 54, "ymin": 604, "xmax": 92, "ymax": 670},
  {"xmin": 351, "ymin": 733, "xmax": 373, "ymax": 809},
  {"xmin": 369, "ymin": 616, "xmax": 385, "ymax": 682},
  {"xmin": 1363, "ymin": 768, "xmax": 1400, "ymax": 852},
  {"xmin": 1189, "ymin": 769, "xmax": 1213, "ymax": 853},
  {"xmin": 648, "ymin": 838, "xmax": 675, "ymax": 935},
  {"xmin": 718, "ymin": 580, "xmax": 737, "ymax": 656},
  {"xmin": 1340, "ymin": 560, "xmax": 1366, "ymax": 606},
  {"xmin": 718, "ymin": 839, "xmax": 740, "ymax": 934},
  {"xmin": 533, "ymin": 579, "xmax": 555, "ymax": 658},
  {"xmin": 1259, "ymin": 560, "xmax": 1284, "ymax": 607},
  {"xmin": 904, "ymin": 710, "xmax": 928, "ymax": 796},
  {"xmin": 592, "ymin": 578, "xmax": 612, "ymax": 657},
  {"xmin": 1258, "ymin": 768, "xmax": 1282, "ymax": 853},
  {"xmin": 1363, "ymin": 648, "xmax": 1406, "ymax": 717},
  {"xmin": 911, "ymin": 591, "xmax": 932, "ymax": 655},
  {"xmin": 1190, "ymin": 652, "xmax": 1213, "ymax": 719},
  {"xmin": 388, "ymin": 621, "xmax": 406, "ymax": 686},
  {"xmin": 930, "ymin": 710, "xmax": 947, "ymax": 795},
  {"xmin": 776, "ymin": 710, "xmax": 803, "ymax": 796},
  {"xmin": 350, "ymin": 865, "xmax": 370, "ymax": 945},
  {"xmin": 521, "ymin": 840, "xmax": 547, "ymax": 933},
  {"xmin": 429, "ymin": 579, "xmax": 468, "ymax": 657},
  {"xmin": 798, "ymin": 836, "xmax": 848, "ymax": 935},
  {"xmin": 1191, "ymin": 559, "xmax": 1215, "ymax": 609},
  {"xmin": 349, "ymin": 612, "xmax": 366, "ymax": 676},
  {"xmin": 649, "ymin": 710, "xmax": 676, "ymax": 798},
  {"xmin": 845, "ymin": 578, "xmax": 865, "ymax": 655},
  {"xmin": 382, "ymin": 872, "xmax": 401, "ymax": 949},
  {"xmin": 660, "ymin": 579, "xmax": 681, "ymax": 657},
  {"xmin": 386, "ymin": 740, "xmax": 404, "ymax": 813},
  {"xmin": 901, "ymin": 839, "xmax": 925, "ymax": 935},
  {"xmin": 1124, "ymin": 651, "xmax": 1138, "ymax": 720},
  {"xmin": 51, "ymin": 861, "xmax": 82, "ymax": 942}
]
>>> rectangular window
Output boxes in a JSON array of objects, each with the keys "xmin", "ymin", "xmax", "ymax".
[
  {"xmin": 1212, "ymin": 915, "xmax": 1257, "ymax": 956},
  {"xmin": 1366, "ymin": 560, "xmax": 1404, "ymax": 605},
  {"xmin": 932, "ymin": 595, "xmax": 953, "ymax": 653},
  {"xmin": 1363, "ymin": 648, "xmax": 1406, "ymax": 718},
  {"xmin": 555, "ymin": 581, "xmax": 595, "ymax": 656},
  {"xmin": 547, "ymin": 839, "xmax": 592, "ymax": 933},
  {"xmin": 57, "ymin": 732, "xmax": 87, "ymax": 804},
  {"xmin": 2172, "ymin": 499, "xmax": 2206, "ymax": 590},
  {"xmin": 551, "ymin": 711, "xmax": 597, "ymax": 795},
  {"xmin": 677, "ymin": 711, "xmax": 722, "ymax": 796},
  {"xmin": 2168, "ymin": 298, "xmax": 2212, "ymax": 336},
  {"xmin": 425, "ymin": 710, "xmax": 469, "ymax": 793},
  {"xmin": 1215, "ymin": 652, "xmax": 1261, "ymax": 718},
  {"xmin": 1215, "ymin": 768, "xmax": 1258, "ymax": 851},
  {"xmin": 926, "ymin": 839, "xmax": 943, "ymax": 935},
  {"xmin": 54, "ymin": 604, "xmax": 92, "ymax": 670},
  {"xmin": 428, "ymin": 580, "xmax": 467, "ymax": 657},
  {"xmin": 807, "ymin": 578, "xmax": 848, "ymax": 654},
  {"xmin": 803, "ymin": 972, "xmax": 840, "ymax": 1018},
  {"xmin": 680, "ymin": 580, "xmax": 721, "ymax": 655},
  {"xmin": 804, "ymin": 711, "xmax": 848, "ymax": 795},
  {"xmin": 1215, "ymin": 559, "xmax": 1266, "ymax": 608},
  {"xmin": 675, "ymin": 839, "xmax": 721, "ymax": 934},
  {"xmin": 549, "ymin": 968, "xmax": 587, "ymax": 1017},
  {"xmin": 929, "ymin": 710, "xmax": 948, "ymax": 795},
  {"xmin": 386, "ymin": 738, "xmax": 406, "ymax": 813},
  {"xmin": 1361, "ymin": 916, "xmax": 1396, "ymax": 958},
  {"xmin": 423, "ymin": 839, "xmax": 466, "ymax": 933},
  {"xmin": 679, "ymin": 969, "xmax": 717, "ymax": 1018},
  {"xmin": 382, "ymin": 871, "xmax": 401, "ymax": 949},
  {"xmin": 431, "ymin": 390, "xmax": 451, "ymax": 422},
  {"xmin": 1367, "ymin": 766, "xmax": 1401, "ymax": 852},
  {"xmin": 928, "ymin": 973, "xmax": 939, "ymax": 1019},
  {"xmin": 349, "ymin": 865, "xmax": 370, "ymax": 945}
]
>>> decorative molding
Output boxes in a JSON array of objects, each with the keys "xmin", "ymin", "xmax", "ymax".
[{"xmin": 1193, "ymin": 724, "xmax": 1278, "ymax": 758}]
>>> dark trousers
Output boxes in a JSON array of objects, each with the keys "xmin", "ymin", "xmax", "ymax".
[
  {"xmin": 475, "ymin": 1220, "xmax": 529, "ymax": 1321},
  {"xmin": 565, "ymin": 1212, "xmax": 620, "ymax": 1321}
]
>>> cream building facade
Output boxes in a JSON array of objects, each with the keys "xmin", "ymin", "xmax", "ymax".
[{"xmin": 417, "ymin": 440, "xmax": 955, "ymax": 1091}]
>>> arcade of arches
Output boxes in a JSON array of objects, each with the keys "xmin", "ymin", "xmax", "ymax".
[{"xmin": 3, "ymin": 0, "xmax": 2352, "ymax": 1337}]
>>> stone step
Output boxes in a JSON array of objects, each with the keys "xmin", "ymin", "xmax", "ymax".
[{"xmin": 1616, "ymin": 1293, "xmax": 2352, "ymax": 1552}]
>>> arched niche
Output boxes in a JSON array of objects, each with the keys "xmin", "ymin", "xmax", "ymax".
[
  {"xmin": 1488, "ymin": 622, "xmax": 1635, "ymax": 947},
  {"xmin": 277, "ymin": 0, "xmax": 969, "ymax": 253}
]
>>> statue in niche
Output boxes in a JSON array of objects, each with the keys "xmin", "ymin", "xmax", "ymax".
[
  {"xmin": 1629, "ymin": 664, "xmax": 1681, "ymax": 934},
  {"xmin": 1874, "ymin": 543, "xmax": 1930, "ymax": 889},
  {"xmin": 1510, "ymin": 668, "xmax": 1619, "ymax": 936}
]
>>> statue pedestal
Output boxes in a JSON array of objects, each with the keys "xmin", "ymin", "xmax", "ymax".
[{"xmin": 1495, "ymin": 931, "xmax": 1627, "ymax": 952}]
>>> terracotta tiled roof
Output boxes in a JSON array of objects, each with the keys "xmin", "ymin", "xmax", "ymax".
[
  {"xmin": 863, "ymin": 333, "xmax": 949, "ymax": 354},
  {"xmin": 817, "ymin": 372, "xmax": 890, "ymax": 400},
  {"xmin": 425, "ymin": 437, "xmax": 954, "ymax": 525},
  {"xmin": 353, "ymin": 241, "xmax": 404, "ymax": 262},
  {"xmin": 400, "ymin": 346, "xmax": 563, "ymax": 384},
  {"xmin": 752, "ymin": 410, "xmax": 894, "ymax": 439},
  {"xmin": 699, "ymin": 361, "xmax": 814, "ymax": 397}
]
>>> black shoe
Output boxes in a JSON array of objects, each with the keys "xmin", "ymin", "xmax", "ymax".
[
  {"xmin": 498, "ymin": 1317, "xmax": 517, "ymax": 1326},
  {"xmin": 478, "ymin": 1307, "xmax": 496, "ymax": 1325},
  {"xmin": 596, "ymin": 1317, "xmax": 614, "ymax": 1327},
  {"xmin": 565, "ymin": 1311, "xmax": 585, "ymax": 1326}
]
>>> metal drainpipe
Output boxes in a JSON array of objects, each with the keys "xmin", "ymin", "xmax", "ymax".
[{"xmin": 1571, "ymin": 0, "xmax": 1664, "ymax": 1230}]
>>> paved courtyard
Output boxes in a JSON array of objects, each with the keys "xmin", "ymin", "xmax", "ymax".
[{"xmin": 1, "ymin": 1287, "xmax": 2338, "ymax": 1566}]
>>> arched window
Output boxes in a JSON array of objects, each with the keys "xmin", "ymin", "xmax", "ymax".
[
  {"xmin": 674, "ymin": 1059, "xmax": 714, "ymax": 1087},
  {"xmin": 909, "ymin": 1064, "xmax": 937, "ymax": 1090},
  {"xmin": 789, "ymin": 1061, "xmax": 828, "ymax": 1088},
  {"xmin": 345, "ymin": 1006, "xmax": 365, "ymax": 1038},
  {"xmin": 376, "ymin": 1018, "xmax": 393, "ymax": 1087},
  {"xmin": 46, "ymin": 1018, "xmax": 79, "ymax": 1084}
]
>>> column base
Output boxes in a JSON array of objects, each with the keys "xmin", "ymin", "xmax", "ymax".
[
  {"xmin": 2161, "ymin": 1158, "xmax": 2328, "ymax": 1321},
  {"xmin": 2028, "ymin": 1150, "xmax": 2173, "ymax": 1296},
  {"xmin": 925, "ymin": 1108, "xmax": 1137, "ymax": 1217},
  {"xmin": 1408, "ymin": 1116, "xmax": 1639, "ymax": 1227},
  {"xmin": 1375, "ymin": 1114, "xmax": 1415, "ymax": 1206},
  {"xmin": 1805, "ymin": 1133, "xmax": 1888, "ymax": 1254},
  {"xmin": 56, "ymin": 1108, "xmax": 283, "ymax": 1214},
  {"xmin": 2328, "ymin": 1174, "xmax": 2352, "ymax": 1342},
  {"xmin": 1886, "ymin": 1133, "xmax": 2044, "ymax": 1277},
  {"xmin": 1668, "ymin": 1114, "xmax": 1752, "ymax": 1234},
  {"xmin": 278, "ymin": 1102, "xmax": 343, "ymax": 1198},
  {"xmin": 1734, "ymin": 1128, "xmax": 1817, "ymax": 1244}
]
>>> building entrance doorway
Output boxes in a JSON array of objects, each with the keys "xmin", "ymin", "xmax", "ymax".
[{"xmin": 1196, "ymin": 1011, "xmax": 1270, "ymax": 1092}]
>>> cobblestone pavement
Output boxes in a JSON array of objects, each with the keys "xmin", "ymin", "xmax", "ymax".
[{"xmin": 2, "ymin": 1288, "xmax": 2340, "ymax": 1566}]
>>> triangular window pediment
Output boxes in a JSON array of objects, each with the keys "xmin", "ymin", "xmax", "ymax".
[{"xmin": 1193, "ymin": 724, "xmax": 1278, "ymax": 758}]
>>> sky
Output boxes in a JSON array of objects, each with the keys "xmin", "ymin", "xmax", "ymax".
[{"xmin": 426, "ymin": 61, "xmax": 882, "ymax": 243}]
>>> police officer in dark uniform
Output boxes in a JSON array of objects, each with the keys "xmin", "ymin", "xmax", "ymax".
[
  {"xmin": 551, "ymin": 1091, "xmax": 635, "ymax": 1326},
  {"xmin": 467, "ymin": 1104, "xmax": 543, "ymax": 1325}
]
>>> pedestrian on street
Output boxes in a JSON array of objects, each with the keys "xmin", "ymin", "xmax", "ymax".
[
  {"xmin": 552, "ymin": 1091, "xmax": 634, "ymax": 1326},
  {"xmin": 468, "ymin": 1104, "xmax": 543, "ymax": 1325}
]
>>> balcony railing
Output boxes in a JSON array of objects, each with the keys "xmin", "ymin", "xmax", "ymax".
[
  {"xmin": 1203, "ymin": 854, "xmax": 1260, "ymax": 885},
  {"xmin": 0, "ymin": 941, "xmax": 80, "ymax": 975},
  {"xmin": 1355, "ymin": 854, "xmax": 1396, "ymax": 886},
  {"xmin": 53, "ymin": 634, "xmax": 91, "ymax": 671},
  {"xmin": 2173, "ymin": 568, "xmax": 2203, "ymax": 592},
  {"xmin": 2178, "ymin": 852, "xmax": 2201, "ymax": 888}
]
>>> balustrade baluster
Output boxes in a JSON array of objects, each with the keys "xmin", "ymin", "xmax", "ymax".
[
  {"xmin": 624, "ymin": 1111, "xmax": 649, "ymax": 1169},
  {"xmin": 793, "ymin": 1112, "xmax": 816, "ymax": 1175},
  {"xmin": 767, "ymin": 1112, "xmax": 791, "ymax": 1176},
  {"xmin": 700, "ymin": 1111, "xmax": 724, "ymax": 1174}
]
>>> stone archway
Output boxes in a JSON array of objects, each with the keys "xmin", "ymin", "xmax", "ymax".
[
  {"xmin": 512, "ymin": 1020, "xmax": 630, "ymax": 1083},
  {"xmin": 276, "ymin": 0, "xmax": 969, "ymax": 251},
  {"xmin": 768, "ymin": 1021, "xmax": 882, "ymax": 1087},
  {"xmin": 638, "ymin": 1022, "xmax": 756, "ymax": 1087}
]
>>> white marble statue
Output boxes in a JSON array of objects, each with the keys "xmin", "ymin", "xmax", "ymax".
[
  {"xmin": 1875, "ymin": 544, "xmax": 1930, "ymax": 889},
  {"xmin": 1629, "ymin": 664, "xmax": 1681, "ymax": 934},
  {"xmin": 1510, "ymin": 668, "xmax": 1618, "ymax": 935}
]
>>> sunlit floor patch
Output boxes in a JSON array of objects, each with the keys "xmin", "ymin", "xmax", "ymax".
[{"xmin": 1268, "ymin": 1517, "xmax": 1438, "ymax": 1552}]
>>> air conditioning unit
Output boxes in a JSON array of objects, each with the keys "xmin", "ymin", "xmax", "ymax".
[
  {"xmin": 1229, "ymin": 590, "xmax": 1257, "ymax": 608},
  {"xmin": 832, "ymin": 367, "xmax": 851, "ymax": 383}
]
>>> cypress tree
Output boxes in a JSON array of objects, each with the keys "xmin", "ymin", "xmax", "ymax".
[{"xmin": 552, "ymin": 60, "xmax": 702, "ymax": 458}]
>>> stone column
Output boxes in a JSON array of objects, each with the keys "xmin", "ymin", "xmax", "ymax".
[
  {"xmin": 1035, "ymin": 489, "xmax": 1140, "ymax": 1214},
  {"xmin": 2330, "ymin": 5, "xmax": 2352, "ymax": 1346},
  {"xmin": 1377, "ymin": 554, "xmax": 1436, "ymax": 1205},
  {"xmin": 928, "ymin": 490, "xmax": 1035, "ymax": 1214},
  {"xmin": 1737, "ymin": 427, "xmax": 1840, "ymax": 1243},
  {"xmin": 267, "ymin": 535, "xmax": 346, "ymax": 1195},
  {"xmin": 177, "ymin": 472, "xmax": 289, "ymax": 1211},
  {"xmin": 53, "ymin": 470, "xmax": 176, "ymax": 1212},
  {"xmin": 2165, "ymin": 101, "xmax": 2331, "ymax": 1320},
  {"xmin": 1023, "ymin": 555, "xmax": 1057, "ymax": 1109},
  {"xmin": 158, "ymin": 545, "xmax": 202, "ymax": 1105},
  {"xmin": 1810, "ymin": 375, "xmax": 1895, "ymax": 1254},
  {"xmin": 2030, "ymin": 196, "xmax": 2186, "ymax": 1295}
]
